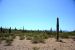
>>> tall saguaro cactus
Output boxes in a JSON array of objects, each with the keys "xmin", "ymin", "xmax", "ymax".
[
  {"xmin": 22, "ymin": 26, "xmax": 24, "ymax": 32},
  {"xmin": 9, "ymin": 27, "xmax": 11, "ymax": 33},
  {"xmin": 23, "ymin": 26, "xmax": 24, "ymax": 31},
  {"xmin": 50, "ymin": 28, "xmax": 52, "ymax": 34},
  {"xmin": 0, "ymin": 26, "xmax": 2, "ymax": 33},
  {"xmin": 15, "ymin": 27, "xmax": 17, "ymax": 31},
  {"xmin": 56, "ymin": 17, "xmax": 59, "ymax": 41}
]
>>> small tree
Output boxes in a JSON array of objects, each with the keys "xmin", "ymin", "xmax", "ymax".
[{"xmin": 56, "ymin": 17, "xmax": 59, "ymax": 41}]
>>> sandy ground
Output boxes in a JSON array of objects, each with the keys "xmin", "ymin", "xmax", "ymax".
[{"xmin": 0, "ymin": 36, "xmax": 75, "ymax": 50}]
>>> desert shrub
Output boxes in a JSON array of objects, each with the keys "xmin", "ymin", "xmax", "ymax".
[
  {"xmin": 60, "ymin": 33, "xmax": 69, "ymax": 39},
  {"xmin": 14, "ymin": 31, "xmax": 22, "ymax": 36},
  {"xmin": 1, "ymin": 37, "xmax": 6, "ymax": 40},
  {"xmin": 5, "ymin": 40, "xmax": 12, "ymax": 46},
  {"xmin": 26, "ymin": 33, "xmax": 33, "ymax": 37},
  {"xmin": 5, "ymin": 36, "xmax": 13, "ymax": 42},
  {"xmin": 61, "ymin": 35, "xmax": 69, "ymax": 38},
  {"xmin": 42, "ymin": 33, "xmax": 49, "ymax": 39},
  {"xmin": 32, "ymin": 47, "xmax": 39, "ymax": 50},
  {"xmin": 54, "ymin": 48, "xmax": 56, "ymax": 50},
  {"xmin": 69, "ymin": 32, "xmax": 75, "ymax": 36},
  {"xmin": 0, "ymin": 38, "xmax": 2, "ymax": 44},
  {"xmin": 3, "ymin": 33, "xmax": 9, "ymax": 37},
  {"xmin": 19, "ymin": 35, "xmax": 25, "ymax": 40},
  {"xmin": 12, "ymin": 35, "xmax": 16, "ymax": 39},
  {"xmin": 70, "ymin": 36, "xmax": 75, "ymax": 39},
  {"xmin": 32, "ymin": 35, "xmax": 45, "ymax": 43},
  {"xmin": 5, "ymin": 36, "xmax": 13, "ymax": 46},
  {"xmin": 26, "ymin": 36, "xmax": 32, "ymax": 40},
  {"xmin": 70, "ymin": 36, "xmax": 75, "ymax": 41}
]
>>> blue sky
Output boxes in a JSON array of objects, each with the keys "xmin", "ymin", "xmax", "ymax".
[{"xmin": 0, "ymin": 0, "xmax": 75, "ymax": 31}]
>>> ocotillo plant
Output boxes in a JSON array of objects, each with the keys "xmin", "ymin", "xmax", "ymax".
[
  {"xmin": 9, "ymin": 27, "xmax": 11, "ymax": 33},
  {"xmin": 56, "ymin": 17, "xmax": 59, "ymax": 41}
]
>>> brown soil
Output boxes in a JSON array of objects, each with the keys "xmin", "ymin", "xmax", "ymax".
[{"xmin": 0, "ymin": 36, "xmax": 75, "ymax": 50}]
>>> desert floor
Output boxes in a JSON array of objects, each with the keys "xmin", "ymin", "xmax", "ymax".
[{"xmin": 0, "ymin": 36, "xmax": 75, "ymax": 50}]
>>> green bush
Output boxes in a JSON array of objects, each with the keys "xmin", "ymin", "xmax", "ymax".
[
  {"xmin": 60, "ymin": 33, "xmax": 69, "ymax": 39},
  {"xmin": 26, "ymin": 36, "xmax": 32, "ymax": 40},
  {"xmin": 42, "ymin": 33, "xmax": 49, "ymax": 39},
  {"xmin": 32, "ymin": 35, "xmax": 45, "ymax": 44},
  {"xmin": 5, "ymin": 36, "xmax": 13, "ymax": 46}
]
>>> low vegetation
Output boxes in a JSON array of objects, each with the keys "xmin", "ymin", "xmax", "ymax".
[
  {"xmin": 32, "ymin": 47, "xmax": 39, "ymax": 50},
  {"xmin": 0, "ymin": 26, "xmax": 75, "ymax": 46}
]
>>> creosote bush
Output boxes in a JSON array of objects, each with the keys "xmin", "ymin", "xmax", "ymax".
[
  {"xmin": 60, "ymin": 33, "xmax": 69, "ymax": 39},
  {"xmin": 32, "ymin": 47, "xmax": 39, "ymax": 50},
  {"xmin": 26, "ymin": 36, "xmax": 32, "ymax": 40},
  {"xmin": 19, "ymin": 35, "xmax": 25, "ymax": 40},
  {"xmin": 5, "ymin": 36, "xmax": 13, "ymax": 46},
  {"xmin": 5, "ymin": 40, "xmax": 12, "ymax": 46},
  {"xmin": 0, "ymin": 38, "xmax": 2, "ymax": 44},
  {"xmin": 32, "ymin": 35, "xmax": 45, "ymax": 44}
]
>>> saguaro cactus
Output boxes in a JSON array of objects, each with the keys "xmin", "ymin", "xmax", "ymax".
[
  {"xmin": 23, "ymin": 26, "xmax": 24, "ymax": 31},
  {"xmin": 50, "ymin": 28, "xmax": 52, "ymax": 34},
  {"xmin": 9, "ymin": 27, "xmax": 11, "ymax": 33},
  {"xmin": 15, "ymin": 27, "xmax": 17, "ymax": 31},
  {"xmin": 0, "ymin": 26, "xmax": 2, "ymax": 33},
  {"xmin": 22, "ymin": 26, "xmax": 24, "ymax": 32},
  {"xmin": 56, "ymin": 17, "xmax": 59, "ymax": 41}
]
